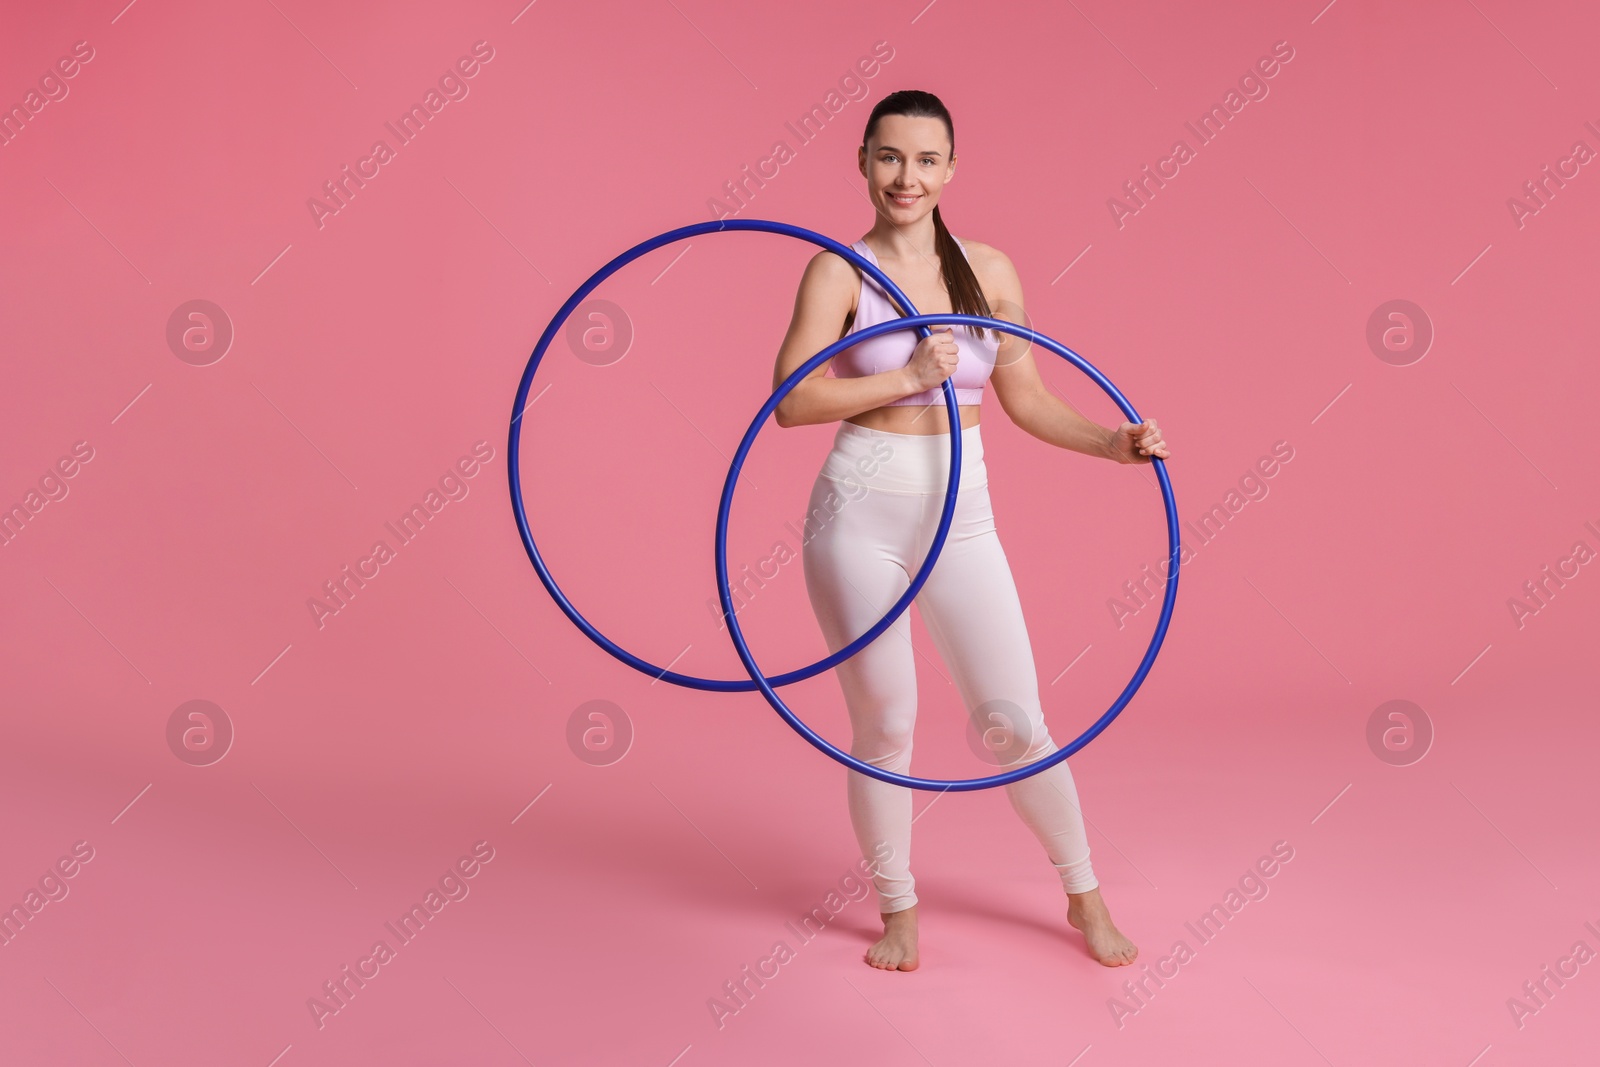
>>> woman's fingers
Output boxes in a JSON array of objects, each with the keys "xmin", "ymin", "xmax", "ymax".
[{"xmin": 1133, "ymin": 419, "xmax": 1168, "ymax": 457}]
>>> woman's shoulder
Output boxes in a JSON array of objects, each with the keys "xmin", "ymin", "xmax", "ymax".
[
  {"xmin": 805, "ymin": 245, "xmax": 864, "ymax": 277},
  {"xmin": 799, "ymin": 247, "xmax": 862, "ymax": 318},
  {"xmin": 953, "ymin": 236, "xmax": 1015, "ymax": 274},
  {"xmin": 799, "ymin": 246, "xmax": 866, "ymax": 291},
  {"xmin": 953, "ymin": 237, "xmax": 1021, "ymax": 305}
]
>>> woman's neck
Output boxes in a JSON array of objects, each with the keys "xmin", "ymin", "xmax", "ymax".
[{"xmin": 866, "ymin": 217, "xmax": 939, "ymax": 262}]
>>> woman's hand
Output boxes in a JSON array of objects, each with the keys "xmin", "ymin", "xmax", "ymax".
[
  {"xmin": 1106, "ymin": 418, "xmax": 1171, "ymax": 463},
  {"xmin": 900, "ymin": 328, "xmax": 960, "ymax": 396}
]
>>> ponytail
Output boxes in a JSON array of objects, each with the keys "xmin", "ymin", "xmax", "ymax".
[{"xmin": 930, "ymin": 203, "xmax": 995, "ymax": 342}]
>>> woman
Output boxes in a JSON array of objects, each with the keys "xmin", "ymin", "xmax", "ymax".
[{"xmin": 771, "ymin": 90, "xmax": 1171, "ymax": 972}]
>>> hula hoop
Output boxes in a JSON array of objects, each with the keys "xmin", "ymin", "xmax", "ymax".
[{"xmin": 509, "ymin": 219, "xmax": 963, "ymax": 691}]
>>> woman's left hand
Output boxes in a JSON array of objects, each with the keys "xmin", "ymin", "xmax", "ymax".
[{"xmin": 1107, "ymin": 418, "xmax": 1171, "ymax": 464}]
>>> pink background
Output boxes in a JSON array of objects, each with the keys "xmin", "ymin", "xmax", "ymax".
[{"xmin": 2, "ymin": 0, "xmax": 1597, "ymax": 1063}]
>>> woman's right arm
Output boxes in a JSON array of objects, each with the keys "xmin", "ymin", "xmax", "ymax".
[{"xmin": 771, "ymin": 251, "xmax": 956, "ymax": 428}]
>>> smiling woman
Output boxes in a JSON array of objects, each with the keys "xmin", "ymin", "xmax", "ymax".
[{"xmin": 769, "ymin": 88, "xmax": 1171, "ymax": 974}]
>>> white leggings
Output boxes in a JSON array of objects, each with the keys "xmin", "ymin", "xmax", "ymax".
[{"xmin": 800, "ymin": 420, "xmax": 1098, "ymax": 914}]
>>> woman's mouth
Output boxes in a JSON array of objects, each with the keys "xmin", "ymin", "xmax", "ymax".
[{"xmin": 887, "ymin": 191, "xmax": 922, "ymax": 207}]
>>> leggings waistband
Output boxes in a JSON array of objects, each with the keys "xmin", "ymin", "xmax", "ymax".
[{"xmin": 818, "ymin": 420, "xmax": 987, "ymax": 495}]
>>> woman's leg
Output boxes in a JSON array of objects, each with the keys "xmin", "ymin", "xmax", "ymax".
[
  {"xmin": 905, "ymin": 481, "xmax": 1095, "ymax": 887},
  {"xmin": 910, "ymin": 481, "xmax": 1138, "ymax": 965},
  {"xmin": 800, "ymin": 473, "xmax": 923, "ymax": 915}
]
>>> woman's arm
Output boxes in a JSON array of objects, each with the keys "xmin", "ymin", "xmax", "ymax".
[
  {"xmin": 979, "ymin": 244, "xmax": 1169, "ymax": 463},
  {"xmin": 771, "ymin": 252, "xmax": 948, "ymax": 428}
]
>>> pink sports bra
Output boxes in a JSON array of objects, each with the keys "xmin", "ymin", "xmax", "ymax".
[{"xmin": 830, "ymin": 236, "xmax": 1001, "ymax": 406}]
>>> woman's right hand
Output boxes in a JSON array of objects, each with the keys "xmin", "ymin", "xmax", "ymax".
[{"xmin": 901, "ymin": 328, "xmax": 960, "ymax": 395}]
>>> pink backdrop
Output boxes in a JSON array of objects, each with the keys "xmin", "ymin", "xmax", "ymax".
[{"xmin": 2, "ymin": 0, "xmax": 1596, "ymax": 1063}]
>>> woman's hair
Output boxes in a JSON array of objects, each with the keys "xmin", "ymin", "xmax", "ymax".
[{"xmin": 859, "ymin": 89, "xmax": 995, "ymax": 342}]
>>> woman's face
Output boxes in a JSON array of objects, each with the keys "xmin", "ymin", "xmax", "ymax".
[{"xmin": 859, "ymin": 113, "xmax": 955, "ymax": 222}]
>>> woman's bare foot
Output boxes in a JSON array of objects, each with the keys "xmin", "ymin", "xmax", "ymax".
[
  {"xmin": 864, "ymin": 905, "xmax": 919, "ymax": 971},
  {"xmin": 1066, "ymin": 887, "xmax": 1138, "ymax": 967}
]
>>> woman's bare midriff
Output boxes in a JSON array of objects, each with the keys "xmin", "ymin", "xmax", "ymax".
[{"xmin": 846, "ymin": 404, "xmax": 981, "ymax": 436}]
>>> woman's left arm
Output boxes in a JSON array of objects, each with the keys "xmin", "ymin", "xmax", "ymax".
[{"xmin": 978, "ymin": 244, "xmax": 1172, "ymax": 464}]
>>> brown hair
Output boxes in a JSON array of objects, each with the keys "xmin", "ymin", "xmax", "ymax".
[{"xmin": 854, "ymin": 89, "xmax": 995, "ymax": 342}]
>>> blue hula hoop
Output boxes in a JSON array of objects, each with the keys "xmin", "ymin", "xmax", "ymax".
[{"xmin": 509, "ymin": 219, "xmax": 963, "ymax": 692}]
